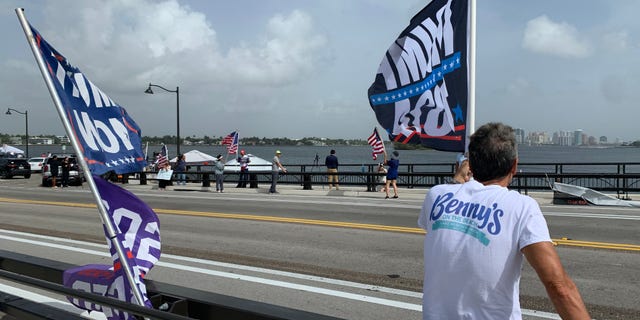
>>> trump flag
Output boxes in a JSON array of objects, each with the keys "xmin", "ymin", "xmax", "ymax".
[
  {"xmin": 368, "ymin": 0, "xmax": 469, "ymax": 152},
  {"xmin": 28, "ymin": 24, "xmax": 147, "ymax": 175},
  {"xmin": 63, "ymin": 176, "xmax": 161, "ymax": 319}
]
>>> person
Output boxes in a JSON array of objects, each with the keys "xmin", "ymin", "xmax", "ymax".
[
  {"xmin": 313, "ymin": 153, "xmax": 320, "ymax": 166},
  {"xmin": 325, "ymin": 149, "xmax": 339, "ymax": 190},
  {"xmin": 236, "ymin": 149, "xmax": 250, "ymax": 188},
  {"xmin": 417, "ymin": 122, "xmax": 590, "ymax": 320},
  {"xmin": 450, "ymin": 152, "xmax": 472, "ymax": 184},
  {"xmin": 213, "ymin": 154, "xmax": 225, "ymax": 193},
  {"xmin": 377, "ymin": 163, "xmax": 387, "ymax": 192},
  {"xmin": 269, "ymin": 150, "xmax": 287, "ymax": 194},
  {"xmin": 61, "ymin": 156, "xmax": 71, "ymax": 187},
  {"xmin": 384, "ymin": 151, "xmax": 399, "ymax": 199},
  {"xmin": 49, "ymin": 155, "xmax": 59, "ymax": 188},
  {"xmin": 175, "ymin": 154, "xmax": 187, "ymax": 186},
  {"xmin": 157, "ymin": 161, "xmax": 172, "ymax": 191}
]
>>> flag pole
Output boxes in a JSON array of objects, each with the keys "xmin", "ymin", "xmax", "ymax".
[
  {"xmin": 467, "ymin": 0, "xmax": 477, "ymax": 141},
  {"xmin": 15, "ymin": 8, "xmax": 148, "ymax": 308}
]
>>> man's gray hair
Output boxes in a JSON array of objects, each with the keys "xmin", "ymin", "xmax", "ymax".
[{"xmin": 468, "ymin": 122, "xmax": 518, "ymax": 182}]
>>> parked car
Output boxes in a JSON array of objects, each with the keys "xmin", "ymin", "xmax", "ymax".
[
  {"xmin": 28, "ymin": 157, "xmax": 47, "ymax": 173},
  {"xmin": 0, "ymin": 158, "xmax": 32, "ymax": 179},
  {"xmin": 41, "ymin": 155, "xmax": 84, "ymax": 187}
]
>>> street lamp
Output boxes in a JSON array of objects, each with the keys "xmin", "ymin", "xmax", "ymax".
[
  {"xmin": 144, "ymin": 83, "xmax": 181, "ymax": 156},
  {"xmin": 5, "ymin": 108, "xmax": 29, "ymax": 158}
]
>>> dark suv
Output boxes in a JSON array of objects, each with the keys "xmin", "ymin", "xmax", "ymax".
[
  {"xmin": 41, "ymin": 155, "xmax": 84, "ymax": 187},
  {"xmin": 0, "ymin": 158, "xmax": 32, "ymax": 179}
]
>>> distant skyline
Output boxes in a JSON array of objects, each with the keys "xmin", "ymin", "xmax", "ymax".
[{"xmin": 1, "ymin": 0, "xmax": 639, "ymax": 141}]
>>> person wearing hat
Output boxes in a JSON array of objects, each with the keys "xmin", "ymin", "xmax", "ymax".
[
  {"xmin": 451, "ymin": 153, "xmax": 472, "ymax": 184},
  {"xmin": 383, "ymin": 150, "xmax": 400, "ymax": 199},
  {"xmin": 270, "ymin": 150, "xmax": 287, "ymax": 193},
  {"xmin": 213, "ymin": 154, "xmax": 225, "ymax": 192},
  {"xmin": 236, "ymin": 149, "xmax": 250, "ymax": 188}
]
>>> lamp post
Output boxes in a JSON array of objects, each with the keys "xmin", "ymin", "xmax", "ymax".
[
  {"xmin": 144, "ymin": 83, "xmax": 180, "ymax": 156},
  {"xmin": 5, "ymin": 108, "xmax": 28, "ymax": 158}
]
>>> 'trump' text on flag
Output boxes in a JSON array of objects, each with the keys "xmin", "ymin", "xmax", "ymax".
[{"xmin": 367, "ymin": 0, "xmax": 470, "ymax": 152}]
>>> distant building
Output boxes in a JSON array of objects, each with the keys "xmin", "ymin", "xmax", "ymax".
[
  {"xmin": 30, "ymin": 136, "xmax": 54, "ymax": 145},
  {"xmin": 514, "ymin": 128, "xmax": 526, "ymax": 144},
  {"xmin": 553, "ymin": 131, "xmax": 573, "ymax": 146},
  {"xmin": 599, "ymin": 136, "xmax": 607, "ymax": 144},
  {"xmin": 574, "ymin": 129, "xmax": 583, "ymax": 146},
  {"xmin": 56, "ymin": 135, "xmax": 70, "ymax": 144}
]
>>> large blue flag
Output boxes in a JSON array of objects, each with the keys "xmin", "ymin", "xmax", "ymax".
[
  {"xmin": 29, "ymin": 24, "xmax": 147, "ymax": 174},
  {"xmin": 63, "ymin": 175, "xmax": 161, "ymax": 319},
  {"xmin": 368, "ymin": 0, "xmax": 469, "ymax": 152}
]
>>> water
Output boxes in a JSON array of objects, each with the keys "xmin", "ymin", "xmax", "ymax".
[{"xmin": 25, "ymin": 144, "xmax": 640, "ymax": 173}]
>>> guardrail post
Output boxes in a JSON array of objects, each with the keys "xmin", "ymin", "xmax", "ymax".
[
  {"xmin": 249, "ymin": 173, "xmax": 258, "ymax": 188},
  {"xmin": 140, "ymin": 172, "xmax": 147, "ymax": 185},
  {"xmin": 303, "ymin": 173, "xmax": 312, "ymax": 190},
  {"xmin": 202, "ymin": 173, "xmax": 210, "ymax": 187},
  {"xmin": 366, "ymin": 174, "xmax": 376, "ymax": 192}
]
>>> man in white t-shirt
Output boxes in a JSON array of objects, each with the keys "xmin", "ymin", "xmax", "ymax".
[{"xmin": 418, "ymin": 122, "xmax": 590, "ymax": 320}]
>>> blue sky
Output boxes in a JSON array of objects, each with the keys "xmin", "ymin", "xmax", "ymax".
[{"xmin": 1, "ymin": 0, "xmax": 639, "ymax": 141}]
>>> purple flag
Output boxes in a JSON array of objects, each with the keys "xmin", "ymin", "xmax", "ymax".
[{"xmin": 63, "ymin": 176, "xmax": 161, "ymax": 319}]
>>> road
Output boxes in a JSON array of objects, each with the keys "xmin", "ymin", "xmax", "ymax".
[{"xmin": 0, "ymin": 175, "xmax": 639, "ymax": 319}]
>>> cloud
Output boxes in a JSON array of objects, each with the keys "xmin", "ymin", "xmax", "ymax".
[{"xmin": 522, "ymin": 15, "xmax": 591, "ymax": 58}]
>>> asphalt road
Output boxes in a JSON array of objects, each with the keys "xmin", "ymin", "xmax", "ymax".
[{"xmin": 0, "ymin": 175, "xmax": 639, "ymax": 319}]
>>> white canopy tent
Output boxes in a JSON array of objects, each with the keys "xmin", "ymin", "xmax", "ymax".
[
  {"xmin": 169, "ymin": 149, "xmax": 218, "ymax": 165},
  {"xmin": 224, "ymin": 154, "xmax": 273, "ymax": 172},
  {"xmin": 0, "ymin": 144, "xmax": 25, "ymax": 156}
]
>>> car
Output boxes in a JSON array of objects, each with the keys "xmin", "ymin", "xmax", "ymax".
[
  {"xmin": 41, "ymin": 155, "xmax": 84, "ymax": 187},
  {"xmin": 0, "ymin": 158, "xmax": 32, "ymax": 179},
  {"xmin": 28, "ymin": 157, "xmax": 47, "ymax": 173}
]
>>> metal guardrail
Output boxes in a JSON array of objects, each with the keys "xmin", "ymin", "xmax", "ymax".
[
  {"xmin": 0, "ymin": 250, "xmax": 343, "ymax": 320},
  {"xmin": 117, "ymin": 162, "xmax": 640, "ymax": 198}
]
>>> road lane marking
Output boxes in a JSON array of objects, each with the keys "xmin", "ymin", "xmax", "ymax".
[
  {"xmin": 0, "ymin": 230, "xmax": 566, "ymax": 318},
  {"xmin": 2, "ymin": 197, "xmax": 639, "ymax": 251}
]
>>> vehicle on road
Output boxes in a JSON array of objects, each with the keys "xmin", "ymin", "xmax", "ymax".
[
  {"xmin": 0, "ymin": 158, "xmax": 31, "ymax": 179},
  {"xmin": 27, "ymin": 157, "xmax": 47, "ymax": 173},
  {"xmin": 41, "ymin": 155, "xmax": 83, "ymax": 187}
]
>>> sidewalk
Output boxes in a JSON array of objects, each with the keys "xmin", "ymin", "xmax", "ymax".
[{"xmin": 122, "ymin": 179, "xmax": 555, "ymax": 205}]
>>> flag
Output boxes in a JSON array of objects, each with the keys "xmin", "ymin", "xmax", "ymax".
[
  {"xmin": 221, "ymin": 131, "xmax": 237, "ymax": 146},
  {"xmin": 227, "ymin": 132, "xmax": 239, "ymax": 154},
  {"xmin": 367, "ymin": 0, "xmax": 469, "ymax": 152},
  {"xmin": 155, "ymin": 144, "xmax": 169, "ymax": 168},
  {"xmin": 63, "ymin": 176, "xmax": 161, "ymax": 319},
  {"xmin": 368, "ymin": 128, "xmax": 385, "ymax": 160},
  {"xmin": 26, "ymin": 24, "xmax": 147, "ymax": 174}
]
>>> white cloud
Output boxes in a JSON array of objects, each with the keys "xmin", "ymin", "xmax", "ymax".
[{"xmin": 522, "ymin": 15, "xmax": 591, "ymax": 58}]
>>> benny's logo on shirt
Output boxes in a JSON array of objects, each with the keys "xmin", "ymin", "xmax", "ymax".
[{"xmin": 429, "ymin": 192, "xmax": 504, "ymax": 246}]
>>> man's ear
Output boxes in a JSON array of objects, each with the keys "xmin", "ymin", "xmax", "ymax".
[{"xmin": 510, "ymin": 158, "xmax": 519, "ymax": 175}]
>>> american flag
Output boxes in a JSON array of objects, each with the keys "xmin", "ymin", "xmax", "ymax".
[
  {"xmin": 227, "ymin": 132, "xmax": 239, "ymax": 154},
  {"xmin": 221, "ymin": 131, "xmax": 237, "ymax": 146},
  {"xmin": 155, "ymin": 144, "xmax": 169, "ymax": 169},
  {"xmin": 368, "ymin": 128, "xmax": 385, "ymax": 160}
]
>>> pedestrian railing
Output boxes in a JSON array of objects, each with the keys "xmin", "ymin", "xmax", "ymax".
[{"xmin": 114, "ymin": 162, "xmax": 640, "ymax": 198}]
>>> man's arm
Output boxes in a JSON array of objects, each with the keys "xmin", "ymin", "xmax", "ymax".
[{"xmin": 522, "ymin": 242, "xmax": 590, "ymax": 320}]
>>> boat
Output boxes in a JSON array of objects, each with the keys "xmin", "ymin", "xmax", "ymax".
[{"xmin": 224, "ymin": 154, "xmax": 272, "ymax": 173}]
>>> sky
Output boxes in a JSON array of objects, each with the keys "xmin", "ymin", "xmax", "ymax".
[{"xmin": 1, "ymin": 0, "xmax": 639, "ymax": 141}]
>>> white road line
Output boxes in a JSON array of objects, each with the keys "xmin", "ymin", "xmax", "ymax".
[{"xmin": 0, "ymin": 230, "xmax": 567, "ymax": 318}]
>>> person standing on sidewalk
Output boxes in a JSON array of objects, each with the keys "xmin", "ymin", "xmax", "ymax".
[
  {"xmin": 418, "ymin": 122, "xmax": 590, "ymax": 319},
  {"xmin": 384, "ymin": 151, "xmax": 399, "ymax": 199},
  {"xmin": 269, "ymin": 150, "xmax": 287, "ymax": 194},
  {"xmin": 325, "ymin": 149, "xmax": 339, "ymax": 190},
  {"xmin": 61, "ymin": 156, "xmax": 71, "ymax": 187},
  {"xmin": 213, "ymin": 154, "xmax": 225, "ymax": 192},
  {"xmin": 236, "ymin": 149, "xmax": 250, "ymax": 188},
  {"xmin": 49, "ymin": 155, "xmax": 60, "ymax": 188},
  {"xmin": 175, "ymin": 154, "xmax": 187, "ymax": 185}
]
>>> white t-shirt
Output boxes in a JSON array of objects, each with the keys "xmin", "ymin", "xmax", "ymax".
[{"xmin": 418, "ymin": 180, "xmax": 551, "ymax": 320}]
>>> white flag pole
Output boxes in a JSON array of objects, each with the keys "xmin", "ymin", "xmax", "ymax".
[
  {"xmin": 15, "ymin": 8, "xmax": 148, "ymax": 308},
  {"xmin": 467, "ymin": 0, "xmax": 477, "ymax": 145}
]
